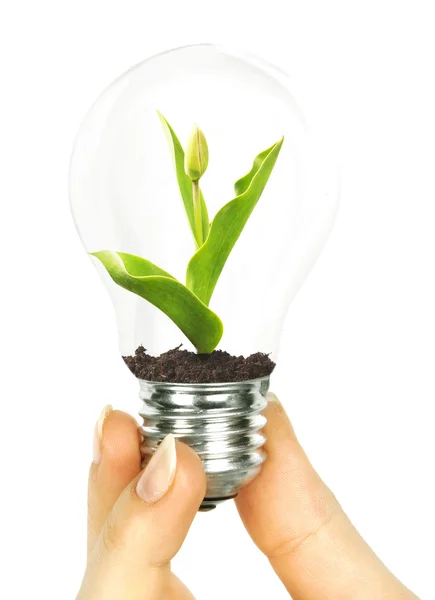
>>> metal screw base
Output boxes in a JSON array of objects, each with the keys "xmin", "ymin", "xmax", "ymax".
[
  {"xmin": 138, "ymin": 377, "xmax": 269, "ymax": 508},
  {"xmin": 199, "ymin": 494, "xmax": 238, "ymax": 512}
]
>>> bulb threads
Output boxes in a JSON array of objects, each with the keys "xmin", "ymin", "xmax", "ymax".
[{"xmin": 138, "ymin": 376, "xmax": 269, "ymax": 510}]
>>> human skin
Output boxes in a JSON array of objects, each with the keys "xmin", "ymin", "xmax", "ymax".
[{"xmin": 76, "ymin": 395, "xmax": 419, "ymax": 600}]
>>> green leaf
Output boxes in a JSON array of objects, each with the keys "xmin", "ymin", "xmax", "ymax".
[
  {"xmin": 186, "ymin": 138, "xmax": 284, "ymax": 306},
  {"xmin": 91, "ymin": 251, "xmax": 223, "ymax": 353},
  {"xmin": 233, "ymin": 147, "xmax": 273, "ymax": 196},
  {"xmin": 199, "ymin": 189, "xmax": 209, "ymax": 240},
  {"xmin": 158, "ymin": 112, "xmax": 209, "ymax": 246}
]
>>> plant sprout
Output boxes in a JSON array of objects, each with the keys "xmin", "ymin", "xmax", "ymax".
[{"xmin": 92, "ymin": 114, "xmax": 283, "ymax": 353}]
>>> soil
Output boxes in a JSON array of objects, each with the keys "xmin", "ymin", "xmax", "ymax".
[{"xmin": 123, "ymin": 345, "xmax": 275, "ymax": 384}]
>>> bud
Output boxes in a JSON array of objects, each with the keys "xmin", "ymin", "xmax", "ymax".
[{"xmin": 184, "ymin": 124, "xmax": 209, "ymax": 181}]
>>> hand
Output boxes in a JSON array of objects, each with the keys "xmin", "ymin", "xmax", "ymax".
[{"xmin": 76, "ymin": 397, "xmax": 419, "ymax": 600}]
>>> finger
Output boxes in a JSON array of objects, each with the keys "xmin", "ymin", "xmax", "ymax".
[
  {"xmin": 88, "ymin": 407, "xmax": 142, "ymax": 556},
  {"xmin": 78, "ymin": 435, "xmax": 206, "ymax": 600},
  {"xmin": 166, "ymin": 573, "xmax": 196, "ymax": 600},
  {"xmin": 236, "ymin": 394, "xmax": 418, "ymax": 600}
]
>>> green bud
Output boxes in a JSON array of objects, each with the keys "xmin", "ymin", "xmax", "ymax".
[{"xmin": 184, "ymin": 124, "xmax": 209, "ymax": 181}]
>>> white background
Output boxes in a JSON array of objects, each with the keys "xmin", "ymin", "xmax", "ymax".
[{"xmin": 0, "ymin": 1, "xmax": 434, "ymax": 599}]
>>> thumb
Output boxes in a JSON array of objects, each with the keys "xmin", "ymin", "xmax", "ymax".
[
  {"xmin": 77, "ymin": 435, "xmax": 206, "ymax": 600},
  {"xmin": 236, "ymin": 394, "xmax": 419, "ymax": 600}
]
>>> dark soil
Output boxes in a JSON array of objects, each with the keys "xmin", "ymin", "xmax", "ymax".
[{"xmin": 123, "ymin": 345, "xmax": 275, "ymax": 383}]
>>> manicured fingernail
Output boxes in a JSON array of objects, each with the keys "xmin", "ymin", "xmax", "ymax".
[
  {"xmin": 136, "ymin": 434, "xmax": 177, "ymax": 503},
  {"xmin": 92, "ymin": 405, "xmax": 113, "ymax": 464},
  {"xmin": 267, "ymin": 392, "xmax": 280, "ymax": 404}
]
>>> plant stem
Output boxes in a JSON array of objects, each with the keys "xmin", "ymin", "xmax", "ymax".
[{"xmin": 192, "ymin": 180, "xmax": 203, "ymax": 247}]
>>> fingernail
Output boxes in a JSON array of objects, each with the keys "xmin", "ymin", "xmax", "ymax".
[
  {"xmin": 136, "ymin": 434, "xmax": 177, "ymax": 503},
  {"xmin": 267, "ymin": 392, "xmax": 280, "ymax": 404},
  {"xmin": 92, "ymin": 405, "xmax": 113, "ymax": 464}
]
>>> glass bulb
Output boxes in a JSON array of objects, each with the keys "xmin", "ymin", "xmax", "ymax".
[
  {"xmin": 70, "ymin": 44, "xmax": 338, "ymax": 361},
  {"xmin": 70, "ymin": 44, "xmax": 339, "ymax": 508}
]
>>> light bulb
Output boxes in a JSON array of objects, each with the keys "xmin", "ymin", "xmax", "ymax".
[{"xmin": 70, "ymin": 44, "xmax": 338, "ymax": 509}]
